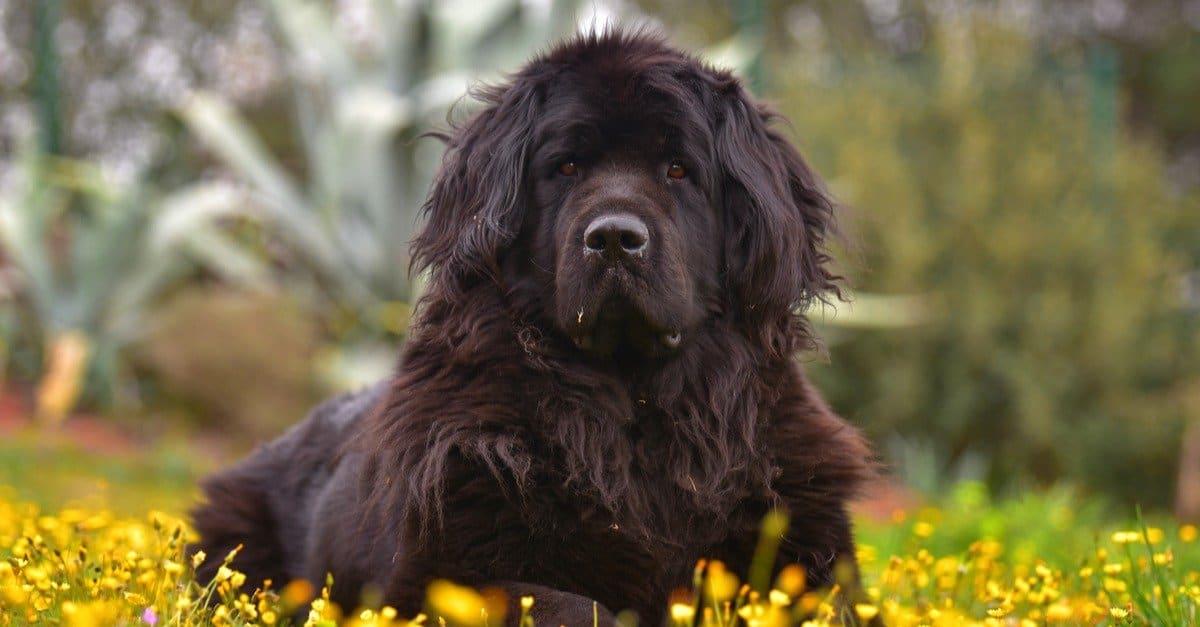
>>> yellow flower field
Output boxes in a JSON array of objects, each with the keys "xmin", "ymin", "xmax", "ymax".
[{"xmin": 1, "ymin": 487, "xmax": 1197, "ymax": 626}]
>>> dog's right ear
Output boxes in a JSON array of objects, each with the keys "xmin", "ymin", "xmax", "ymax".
[{"xmin": 411, "ymin": 81, "xmax": 541, "ymax": 287}]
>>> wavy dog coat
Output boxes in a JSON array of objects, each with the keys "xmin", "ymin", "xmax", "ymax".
[{"xmin": 191, "ymin": 31, "xmax": 876, "ymax": 626}]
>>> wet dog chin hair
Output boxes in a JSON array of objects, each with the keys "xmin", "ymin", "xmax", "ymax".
[{"xmin": 189, "ymin": 30, "xmax": 878, "ymax": 627}]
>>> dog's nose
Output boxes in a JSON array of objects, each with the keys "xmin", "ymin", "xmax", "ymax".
[{"xmin": 583, "ymin": 214, "xmax": 649, "ymax": 259}]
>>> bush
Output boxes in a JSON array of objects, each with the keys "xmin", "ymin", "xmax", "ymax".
[{"xmin": 780, "ymin": 15, "xmax": 1200, "ymax": 507}]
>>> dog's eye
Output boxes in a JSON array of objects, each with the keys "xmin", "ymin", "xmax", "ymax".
[
  {"xmin": 558, "ymin": 162, "xmax": 578, "ymax": 177},
  {"xmin": 667, "ymin": 162, "xmax": 686, "ymax": 179}
]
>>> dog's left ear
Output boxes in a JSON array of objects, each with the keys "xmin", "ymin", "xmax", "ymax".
[{"xmin": 715, "ymin": 84, "xmax": 841, "ymax": 318}]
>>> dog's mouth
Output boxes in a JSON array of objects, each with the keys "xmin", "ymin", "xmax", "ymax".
[
  {"xmin": 561, "ymin": 268, "xmax": 686, "ymax": 358},
  {"xmin": 571, "ymin": 298, "xmax": 683, "ymax": 357}
]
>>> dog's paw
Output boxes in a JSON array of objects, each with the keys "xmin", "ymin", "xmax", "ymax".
[{"xmin": 501, "ymin": 582, "xmax": 617, "ymax": 626}]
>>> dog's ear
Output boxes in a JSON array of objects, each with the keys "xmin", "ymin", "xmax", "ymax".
[
  {"xmin": 715, "ymin": 84, "xmax": 841, "ymax": 319},
  {"xmin": 411, "ymin": 81, "xmax": 541, "ymax": 287}
]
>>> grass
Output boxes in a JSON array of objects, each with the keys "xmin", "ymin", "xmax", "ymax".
[
  {"xmin": 0, "ymin": 431, "xmax": 1197, "ymax": 626},
  {"xmin": 0, "ymin": 434, "xmax": 200, "ymax": 516}
]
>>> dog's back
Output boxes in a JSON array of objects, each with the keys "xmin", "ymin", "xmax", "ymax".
[{"xmin": 189, "ymin": 383, "xmax": 388, "ymax": 592}]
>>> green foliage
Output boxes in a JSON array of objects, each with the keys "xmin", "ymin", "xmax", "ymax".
[
  {"xmin": 854, "ymin": 481, "xmax": 1200, "ymax": 625},
  {"xmin": 178, "ymin": 0, "xmax": 580, "ymax": 389},
  {"xmin": 860, "ymin": 481, "xmax": 1114, "ymax": 568},
  {"xmin": 0, "ymin": 133, "xmax": 264, "ymax": 412},
  {"xmin": 785, "ymin": 16, "xmax": 1200, "ymax": 506},
  {"xmin": 0, "ymin": 430, "xmax": 202, "ymax": 516}
]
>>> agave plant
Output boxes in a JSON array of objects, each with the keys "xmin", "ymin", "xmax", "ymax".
[
  {"xmin": 0, "ymin": 134, "xmax": 266, "ymax": 421},
  {"xmin": 178, "ymin": 0, "xmax": 582, "ymax": 388}
]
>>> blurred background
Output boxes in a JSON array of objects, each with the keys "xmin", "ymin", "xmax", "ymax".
[{"xmin": 0, "ymin": 0, "xmax": 1197, "ymax": 522}]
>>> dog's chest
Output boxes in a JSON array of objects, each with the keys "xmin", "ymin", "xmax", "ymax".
[{"xmin": 520, "ymin": 499, "xmax": 699, "ymax": 616}]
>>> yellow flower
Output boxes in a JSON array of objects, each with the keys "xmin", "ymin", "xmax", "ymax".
[
  {"xmin": 1180, "ymin": 525, "xmax": 1198, "ymax": 543},
  {"xmin": 222, "ymin": 545, "xmax": 243, "ymax": 563},
  {"xmin": 1045, "ymin": 603, "xmax": 1073, "ymax": 622},
  {"xmin": 1111, "ymin": 531, "xmax": 1140, "ymax": 545},
  {"xmin": 704, "ymin": 561, "xmax": 740, "ymax": 601},
  {"xmin": 798, "ymin": 592, "xmax": 821, "ymax": 613},
  {"xmin": 283, "ymin": 578, "xmax": 316, "ymax": 607},
  {"xmin": 855, "ymin": 603, "xmax": 879, "ymax": 620},
  {"xmin": 670, "ymin": 603, "xmax": 696, "ymax": 622},
  {"xmin": 426, "ymin": 579, "xmax": 489, "ymax": 627},
  {"xmin": 775, "ymin": 563, "xmax": 806, "ymax": 597},
  {"xmin": 736, "ymin": 601, "xmax": 766, "ymax": 621}
]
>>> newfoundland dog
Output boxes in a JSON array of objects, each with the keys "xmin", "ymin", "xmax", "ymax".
[{"xmin": 191, "ymin": 30, "xmax": 876, "ymax": 626}]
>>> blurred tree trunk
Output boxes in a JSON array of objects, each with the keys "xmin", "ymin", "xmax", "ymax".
[
  {"xmin": 33, "ymin": 0, "xmax": 62, "ymax": 155},
  {"xmin": 1179, "ymin": 417, "xmax": 1200, "ymax": 522}
]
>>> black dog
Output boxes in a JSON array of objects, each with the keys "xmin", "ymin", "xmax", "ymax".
[{"xmin": 191, "ymin": 30, "xmax": 876, "ymax": 626}]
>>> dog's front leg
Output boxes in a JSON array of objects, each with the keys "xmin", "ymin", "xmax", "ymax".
[
  {"xmin": 496, "ymin": 581, "xmax": 616, "ymax": 627},
  {"xmin": 384, "ymin": 569, "xmax": 615, "ymax": 627}
]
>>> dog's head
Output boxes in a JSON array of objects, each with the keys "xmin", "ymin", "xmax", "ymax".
[{"xmin": 412, "ymin": 31, "xmax": 839, "ymax": 359}]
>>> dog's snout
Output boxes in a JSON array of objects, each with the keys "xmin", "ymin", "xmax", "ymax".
[{"xmin": 583, "ymin": 214, "xmax": 649, "ymax": 259}]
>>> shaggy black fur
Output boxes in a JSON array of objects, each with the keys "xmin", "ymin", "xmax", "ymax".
[{"xmin": 191, "ymin": 30, "xmax": 877, "ymax": 626}]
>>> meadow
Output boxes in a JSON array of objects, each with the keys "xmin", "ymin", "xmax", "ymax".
[
  {"xmin": 3, "ymin": 2, "xmax": 1199, "ymax": 626},
  {"xmin": 0, "ymin": 429, "xmax": 1196, "ymax": 627}
]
